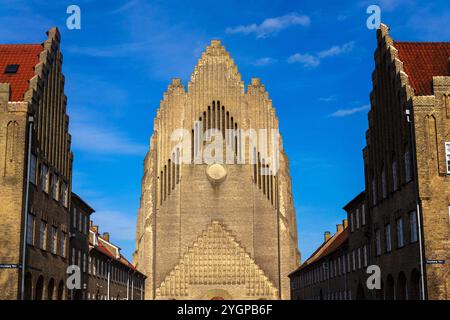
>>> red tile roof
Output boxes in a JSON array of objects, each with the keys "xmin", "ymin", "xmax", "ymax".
[
  {"xmin": 290, "ymin": 227, "xmax": 349, "ymax": 275},
  {"xmin": 0, "ymin": 44, "xmax": 43, "ymax": 101},
  {"xmin": 394, "ymin": 42, "xmax": 450, "ymax": 96}
]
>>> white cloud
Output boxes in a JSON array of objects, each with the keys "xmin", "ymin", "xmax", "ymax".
[
  {"xmin": 329, "ymin": 105, "xmax": 370, "ymax": 117},
  {"xmin": 226, "ymin": 12, "xmax": 310, "ymax": 38},
  {"xmin": 71, "ymin": 122, "xmax": 147, "ymax": 156},
  {"xmin": 287, "ymin": 41, "xmax": 355, "ymax": 68},
  {"xmin": 91, "ymin": 210, "xmax": 136, "ymax": 242},
  {"xmin": 317, "ymin": 41, "xmax": 354, "ymax": 58},
  {"xmin": 253, "ymin": 57, "xmax": 277, "ymax": 66},
  {"xmin": 287, "ymin": 53, "xmax": 320, "ymax": 67}
]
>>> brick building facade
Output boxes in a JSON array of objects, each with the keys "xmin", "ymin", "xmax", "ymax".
[
  {"xmin": 0, "ymin": 28, "xmax": 72, "ymax": 300},
  {"xmin": 290, "ymin": 24, "xmax": 450, "ymax": 300},
  {"xmin": 88, "ymin": 225, "xmax": 145, "ymax": 300}
]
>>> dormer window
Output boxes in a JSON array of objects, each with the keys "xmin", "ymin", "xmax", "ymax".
[{"xmin": 4, "ymin": 64, "xmax": 19, "ymax": 74}]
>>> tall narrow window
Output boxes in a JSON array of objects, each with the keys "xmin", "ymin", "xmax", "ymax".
[
  {"xmin": 392, "ymin": 160, "xmax": 398, "ymax": 191},
  {"xmin": 50, "ymin": 226, "xmax": 57, "ymax": 254},
  {"xmin": 62, "ymin": 182, "xmax": 68, "ymax": 207},
  {"xmin": 168, "ymin": 160, "xmax": 171, "ymax": 195},
  {"xmin": 385, "ymin": 224, "xmax": 392, "ymax": 252},
  {"xmin": 445, "ymin": 142, "xmax": 450, "ymax": 174},
  {"xmin": 357, "ymin": 248, "xmax": 361, "ymax": 269},
  {"xmin": 40, "ymin": 221, "xmax": 47, "ymax": 250},
  {"xmin": 409, "ymin": 211, "xmax": 418, "ymax": 243},
  {"xmin": 361, "ymin": 204, "xmax": 366, "ymax": 225},
  {"xmin": 375, "ymin": 229, "xmax": 381, "ymax": 256},
  {"xmin": 350, "ymin": 212, "xmax": 354, "ymax": 232},
  {"xmin": 397, "ymin": 217, "xmax": 405, "ymax": 248},
  {"xmin": 42, "ymin": 164, "xmax": 49, "ymax": 193},
  {"xmin": 363, "ymin": 245, "xmax": 368, "ymax": 267},
  {"xmin": 26, "ymin": 213, "xmax": 35, "ymax": 245},
  {"xmin": 60, "ymin": 232, "xmax": 66, "ymax": 257},
  {"xmin": 381, "ymin": 167, "xmax": 387, "ymax": 199},
  {"xmin": 52, "ymin": 175, "xmax": 59, "ymax": 201},
  {"xmin": 371, "ymin": 178, "xmax": 377, "ymax": 205},
  {"xmin": 30, "ymin": 154, "xmax": 37, "ymax": 185},
  {"xmin": 404, "ymin": 150, "xmax": 412, "ymax": 182},
  {"xmin": 356, "ymin": 208, "xmax": 360, "ymax": 229}
]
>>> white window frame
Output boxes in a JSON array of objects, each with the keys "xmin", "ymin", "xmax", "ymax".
[
  {"xmin": 397, "ymin": 217, "xmax": 405, "ymax": 248},
  {"xmin": 409, "ymin": 211, "xmax": 418, "ymax": 243},
  {"xmin": 445, "ymin": 142, "xmax": 450, "ymax": 174},
  {"xmin": 385, "ymin": 224, "xmax": 392, "ymax": 252},
  {"xmin": 40, "ymin": 221, "xmax": 47, "ymax": 250}
]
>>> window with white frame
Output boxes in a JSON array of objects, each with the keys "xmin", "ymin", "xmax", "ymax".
[
  {"xmin": 363, "ymin": 245, "xmax": 368, "ymax": 267},
  {"xmin": 62, "ymin": 182, "xmax": 68, "ymax": 207},
  {"xmin": 385, "ymin": 224, "xmax": 392, "ymax": 252},
  {"xmin": 381, "ymin": 167, "xmax": 387, "ymax": 199},
  {"xmin": 350, "ymin": 212, "xmax": 354, "ymax": 232},
  {"xmin": 60, "ymin": 232, "xmax": 66, "ymax": 257},
  {"xmin": 405, "ymin": 150, "xmax": 412, "ymax": 182},
  {"xmin": 50, "ymin": 226, "xmax": 57, "ymax": 254},
  {"xmin": 352, "ymin": 251, "xmax": 356, "ymax": 271},
  {"xmin": 372, "ymin": 178, "xmax": 377, "ymax": 205},
  {"xmin": 40, "ymin": 221, "xmax": 47, "ymax": 250},
  {"xmin": 409, "ymin": 211, "xmax": 418, "ymax": 243},
  {"xmin": 41, "ymin": 165, "xmax": 49, "ymax": 193},
  {"xmin": 357, "ymin": 248, "xmax": 362, "ymax": 269},
  {"xmin": 362, "ymin": 204, "xmax": 366, "ymax": 225},
  {"xmin": 445, "ymin": 142, "xmax": 450, "ymax": 173},
  {"xmin": 30, "ymin": 154, "xmax": 37, "ymax": 185},
  {"xmin": 52, "ymin": 174, "xmax": 59, "ymax": 201},
  {"xmin": 26, "ymin": 213, "xmax": 34, "ymax": 245},
  {"xmin": 375, "ymin": 229, "xmax": 381, "ymax": 256},
  {"xmin": 397, "ymin": 217, "xmax": 405, "ymax": 248},
  {"xmin": 356, "ymin": 208, "xmax": 360, "ymax": 229},
  {"xmin": 392, "ymin": 160, "xmax": 398, "ymax": 191}
]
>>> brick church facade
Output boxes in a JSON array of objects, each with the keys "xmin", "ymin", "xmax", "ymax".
[
  {"xmin": 290, "ymin": 24, "xmax": 450, "ymax": 300},
  {"xmin": 133, "ymin": 40, "xmax": 300, "ymax": 300}
]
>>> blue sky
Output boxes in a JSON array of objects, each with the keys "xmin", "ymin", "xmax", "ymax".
[{"xmin": 1, "ymin": 0, "xmax": 449, "ymax": 261}]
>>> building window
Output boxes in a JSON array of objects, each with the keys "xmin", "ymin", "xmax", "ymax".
[
  {"xmin": 72, "ymin": 248, "xmax": 76, "ymax": 265},
  {"xmin": 352, "ymin": 251, "xmax": 356, "ymax": 271},
  {"xmin": 375, "ymin": 229, "xmax": 381, "ymax": 256},
  {"xmin": 350, "ymin": 212, "xmax": 354, "ymax": 232},
  {"xmin": 371, "ymin": 178, "xmax": 377, "ymax": 205},
  {"xmin": 409, "ymin": 211, "xmax": 418, "ymax": 243},
  {"xmin": 363, "ymin": 245, "xmax": 368, "ymax": 267},
  {"xmin": 397, "ymin": 217, "xmax": 405, "ymax": 248},
  {"xmin": 50, "ymin": 226, "xmax": 57, "ymax": 254},
  {"xmin": 72, "ymin": 208, "xmax": 77, "ymax": 229},
  {"xmin": 357, "ymin": 248, "xmax": 362, "ymax": 269},
  {"xmin": 83, "ymin": 253, "xmax": 87, "ymax": 272},
  {"xmin": 84, "ymin": 215, "xmax": 89, "ymax": 234},
  {"xmin": 404, "ymin": 150, "xmax": 412, "ymax": 182},
  {"xmin": 60, "ymin": 232, "xmax": 66, "ymax": 257},
  {"xmin": 52, "ymin": 175, "xmax": 59, "ymax": 201},
  {"xmin": 385, "ymin": 224, "xmax": 392, "ymax": 252},
  {"xmin": 445, "ymin": 142, "xmax": 450, "ymax": 173},
  {"xmin": 30, "ymin": 154, "xmax": 37, "ymax": 185},
  {"xmin": 62, "ymin": 182, "xmax": 68, "ymax": 207},
  {"xmin": 356, "ymin": 208, "xmax": 360, "ymax": 229},
  {"xmin": 392, "ymin": 160, "xmax": 398, "ymax": 191},
  {"xmin": 26, "ymin": 213, "xmax": 35, "ymax": 245},
  {"xmin": 41, "ymin": 165, "xmax": 49, "ymax": 193},
  {"xmin": 361, "ymin": 204, "xmax": 366, "ymax": 225},
  {"xmin": 381, "ymin": 167, "xmax": 387, "ymax": 199},
  {"xmin": 78, "ymin": 250, "xmax": 82, "ymax": 269},
  {"xmin": 40, "ymin": 221, "xmax": 47, "ymax": 250},
  {"xmin": 78, "ymin": 212, "xmax": 83, "ymax": 232}
]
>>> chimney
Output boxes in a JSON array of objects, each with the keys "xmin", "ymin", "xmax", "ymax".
[
  {"xmin": 336, "ymin": 223, "xmax": 343, "ymax": 233},
  {"xmin": 102, "ymin": 232, "xmax": 110, "ymax": 242},
  {"xmin": 324, "ymin": 231, "xmax": 331, "ymax": 242},
  {"xmin": 343, "ymin": 219, "xmax": 348, "ymax": 228}
]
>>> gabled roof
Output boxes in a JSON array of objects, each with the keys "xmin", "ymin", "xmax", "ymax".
[
  {"xmin": 0, "ymin": 44, "xmax": 43, "ymax": 101},
  {"xmin": 394, "ymin": 42, "xmax": 450, "ymax": 96},
  {"xmin": 289, "ymin": 227, "xmax": 349, "ymax": 276}
]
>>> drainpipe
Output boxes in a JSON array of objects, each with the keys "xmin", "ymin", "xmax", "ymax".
[
  {"xmin": 406, "ymin": 108, "xmax": 426, "ymax": 300},
  {"xmin": 20, "ymin": 115, "xmax": 34, "ymax": 300}
]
